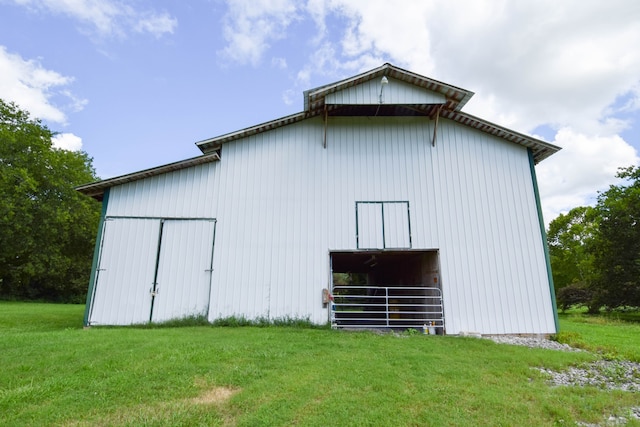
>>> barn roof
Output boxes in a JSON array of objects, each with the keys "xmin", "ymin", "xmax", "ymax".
[
  {"xmin": 304, "ymin": 63, "xmax": 474, "ymax": 113},
  {"xmin": 196, "ymin": 63, "xmax": 560, "ymax": 162},
  {"xmin": 76, "ymin": 152, "xmax": 220, "ymax": 200},
  {"xmin": 78, "ymin": 64, "xmax": 560, "ymax": 199}
]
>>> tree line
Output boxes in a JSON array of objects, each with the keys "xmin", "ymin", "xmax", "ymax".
[
  {"xmin": 0, "ymin": 99, "xmax": 100, "ymax": 302},
  {"xmin": 548, "ymin": 166, "xmax": 640, "ymax": 312}
]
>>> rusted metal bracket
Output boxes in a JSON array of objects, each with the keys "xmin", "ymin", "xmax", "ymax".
[
  {"xmin": 323, "ymin": 104, "xmax": 328, "ymax": 149},
  {"xmin": 432, "ymin": 104, "xmax": 443, "ymax": 147}
]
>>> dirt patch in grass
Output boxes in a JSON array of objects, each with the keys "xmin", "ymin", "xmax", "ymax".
[{"xmin": 191, "ymin": 386, "xmax": 239, "ymax": 405}]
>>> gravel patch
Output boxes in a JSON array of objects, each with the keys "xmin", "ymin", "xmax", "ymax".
[
  {"xmin": 485, "ymin": 335, "xmax": 582, "ymax": 352},
  {"xmin": 484, "ymin": 335, "xmax": 640, "ymax": 392},
  {"xmin": 485, "ymin": 335, "xmax": 640, "ymax": 425},
  {"xmin": 575, "ymin": 407, "xmax": 640, "ymax": 426},
  {"xmin": 537, "ymin": 360, "xmax": 640, "ymax": 392}
]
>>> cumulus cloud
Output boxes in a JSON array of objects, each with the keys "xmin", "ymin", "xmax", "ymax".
[
  {"xmin": 52, "ymin": 132, "xmax": 83, "ymax": 151},
  {"xmin": 430, "ymin": 1, "xmax": 640, "ymax": 136},
  {"xmin": 0, "ymin": 46, "xmax": 84, "ymax": 124},
  {"xmin": 271, "ymin": 57, "xmax": 288, "ymax": 69},
  {"xmin": 536, "ymin": 129, "xmax": 640, "ymax": 224},
  {"xmin": 217, "ymin": 0, "xmax": 640, "ymax": 224},
  {"xmin": 219, "ymin": 0, "xmax": 299, "ymax": 65},
  {"xmin": 294, "ymin": 0, "xmax": 640, "ymax": 134},
  {"xmin": 134, "ymin": 12, "xmax": 178, "ymax": 38},
  {"xmin": 11, "ymin": 0, "xmax": 177, "ymax": 38}
]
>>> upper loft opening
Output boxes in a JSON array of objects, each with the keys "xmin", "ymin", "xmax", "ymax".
[{"xmin": 327, "ymin": 104, "xmax": 443, "ymax": 117}]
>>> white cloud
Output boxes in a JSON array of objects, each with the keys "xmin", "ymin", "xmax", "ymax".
[
  {"xmin": 11, "ymin": 0, "xmax": 177, "ymax": 38},
  {"xmin": 134, "ymin": 12, "xmax": 178, "ymax": 38},
  {"xmin": 218, "ymin": 1, "xmax": 640, "ymax": 225},
  {"xmin": 281, "ymin": 89, "xmax": 295, "ymax": 105},
  {"xmin": 295, "ymin": 0, "xmax": 640, "ymax": 134},
  {"xmin": 219, "ymin": 0, "xmax": 299, "ymax": 65},
  {"xmin": 537, "ymin": 128, "xmax": 640, "ymax": 224},
  {"xmin": 52, "ymin": 132, "xmax": 83, "ymax": 151},
  {"xmin": 271, "ymin": 57, "xmax": 288, "ymax": 69},
  {"xmin": 431, "ymin": 1, "xmax": 640, "ymax": 136},
  {"xmin": 0, "ymin": 45, "xmax": 84, "ymax": 124},
  {"xmin": 328, "ymin": 0, "xmax": 435, "ymax": 75}
]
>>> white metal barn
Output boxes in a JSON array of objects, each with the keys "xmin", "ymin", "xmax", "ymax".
[{"xmin": 78, "ymin": 63, "xmax": 560, "ymax": 335}]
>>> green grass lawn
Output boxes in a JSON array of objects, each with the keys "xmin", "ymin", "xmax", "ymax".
[{"xmin": 1, "ymin": 303, "xmax": 639, "ymax": 426}]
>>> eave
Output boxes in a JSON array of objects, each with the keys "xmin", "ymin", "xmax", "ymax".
[
  {"xmin": 76, "ymin": 152, "xmax": 220, "ymax": 201},
  {"xmin": 196, "ymin": 104, "xmax": 560, "ymax": 163},
  {"xmin": 304, "ymin": 63, "xmax": 475, "ymax": 115}
]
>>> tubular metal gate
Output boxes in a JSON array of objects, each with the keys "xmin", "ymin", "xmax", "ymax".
[{"xmin": 331, "ymin": 285, "xmax": 444, "ymax": 332}]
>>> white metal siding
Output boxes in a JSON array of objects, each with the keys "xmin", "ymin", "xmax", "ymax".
[
  {"xmin": 356, "ymin": 202, "xmax": 410, "ymax": 249},
  {"xmin": 427, "ymin": 119, "xmax": 554, "ymax": 334},
  {"xmin": 383, "ymin": 202, "xmax": 411, "ymax": 249},
  {"xmin": 94, "ymin": 115, "xmax": 554, "ymax": 334},
  {"xmin": 89, "ymin": 218, "xmax": 158, "ymax": 325},
  {"xmin": 151, "ymin": 220, "xmax": 215, "ymax": 322},
  {"xmin": 106, "ymin": 162, "xmax": 218, "ymax": 218},
  {"xmin": 326, "ymin": 78, "xmax": 446, "ymax": 105},
  {"xmin": 357, "ymin": 203, "xmax": 384, "ymax": 249},
  {"xmin": 209, "ymin": 123, "xmax": 327, "ymax": 323},
  {"xmin": 90, "ymin": 218, "xmax": 216, "ymax": 325}
]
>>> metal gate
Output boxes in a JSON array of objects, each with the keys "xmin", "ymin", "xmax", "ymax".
[{"xmin": 330, "ymin": 285, "xmax": 444, "ymax": 332}]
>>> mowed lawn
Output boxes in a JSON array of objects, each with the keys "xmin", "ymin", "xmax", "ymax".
[{"xmin": 1, "ymin": 303, "xmax": 639, "ymax": 426}]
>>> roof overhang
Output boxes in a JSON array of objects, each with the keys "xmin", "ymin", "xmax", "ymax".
[
  {"xmin": 304, "ymin": 63, "xmax": 475, "ymax": 115},
  {"xmin": 196, "ymin": 105, "xmax": 559, "ymax": 164},
  {"xmin": 76, "ymin": 152, "xmax": 220, "ymax": 201},
  {"xmin": 196, "ymin": 112, "xmax": 308, "ymax": 153},
  {"xmin": 439, "ymin": 110, "xmax": 561, "ymax": 163},
  {"xmin": 78, "ymin": 64, "xmax": 559, "ymax": 202}
]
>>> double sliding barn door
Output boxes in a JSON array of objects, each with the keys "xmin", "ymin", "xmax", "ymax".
[{"xmin": 88, "ymin": 217, "xmax": 216, "ymax": 325}]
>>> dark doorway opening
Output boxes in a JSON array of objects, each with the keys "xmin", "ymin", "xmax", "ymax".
[{"xmin": 330, "ymin": 250, "xmax": 444, "ymax": 333}]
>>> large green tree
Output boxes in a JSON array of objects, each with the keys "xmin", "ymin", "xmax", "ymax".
[
  {"xmin": 547, "ymin": 206, "xmax": 597, "ymax": 289},
  {"xmin": 0, "ymin": 99, "xmax": 101, "ymax": 302},
  {"xmin": 590, "ymin": 166, "xmax": 640, "ymax": 310},
  {"xmin": 547, "ymin": 206, "xmax": 597, "ymax": 310}
]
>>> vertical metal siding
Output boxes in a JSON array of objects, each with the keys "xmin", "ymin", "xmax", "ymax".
[
  {"xmin": 95, "ymin": 113, "xmax": 554, "ymax": 334},
  {"xmin": 89, "ymin": 218, "xmax": 159, "ymax": 325},
  {"xmin": 427, "ymin": 120, "xmax": 555, "ymax": 334},
  {"xmin": 383, "ymin": 202, "xmax": 411, "ymax": 248},
  {"xmin": 106, "ymin": 162, "xmax": 218, "ymax": 218},
  {"xmin": 151, "ymin": 220, "xmax": 216, "ymax": 322},
  {"xmin": 209, "ymin": 122, "xmax": 328, "ymax": 323},
  {"xmin": 325, "ymin": 78, "xmax": 446, "ymax": 105},
  {"xmin": 357, "ymin": 203, "xmax": 384, "ymax": 249}
]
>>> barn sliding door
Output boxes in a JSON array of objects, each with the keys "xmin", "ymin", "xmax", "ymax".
[
  {"xmin": 151, "ymin": 220, "xmax": 216, "ymax": 322},
  {"xmin": 89, "ymin": 218, "xmax": 159, "ymax": 325},
  {"xmin": 88, "ymin": 217, "xmax": 216, "ymax": 325}
]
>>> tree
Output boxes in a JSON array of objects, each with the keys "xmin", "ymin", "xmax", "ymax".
[
  {"xmin": 589, "ymin": 166, "xmax": 640, "ymax": 310},
  {"xmin": 556, "ymin": 283, "xmax": 593, "ymax": 312},
  {"xmin": 547, "ymin": 206, "xmax": 597, "ymax": 292},
  {"xmin": 0, "ymin": 99, "xmax": 101, "ymax": 302}
]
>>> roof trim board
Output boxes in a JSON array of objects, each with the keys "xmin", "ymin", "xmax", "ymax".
[
  {"xmin": 76, "ymin": 152, "xmax": 220, "ymax": 200},
  {"xmin": 304, "ymin": 63, "xmax": 474, "ymax": 113},
  {"xmin": 195, "ymin": 111, "xmax": 308, "ymax": 151},
  {"xmin": 196, "ymin": 105, "xmax": 559, "ymax": 163},
  {"xmin": 196, "ymin": 63, "xmax": 558, "ymax": 162}
]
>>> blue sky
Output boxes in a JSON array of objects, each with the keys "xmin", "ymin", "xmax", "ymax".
[{"xmin": 1, "ymin": 0, "xmax": 639, "ymax": 224}]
